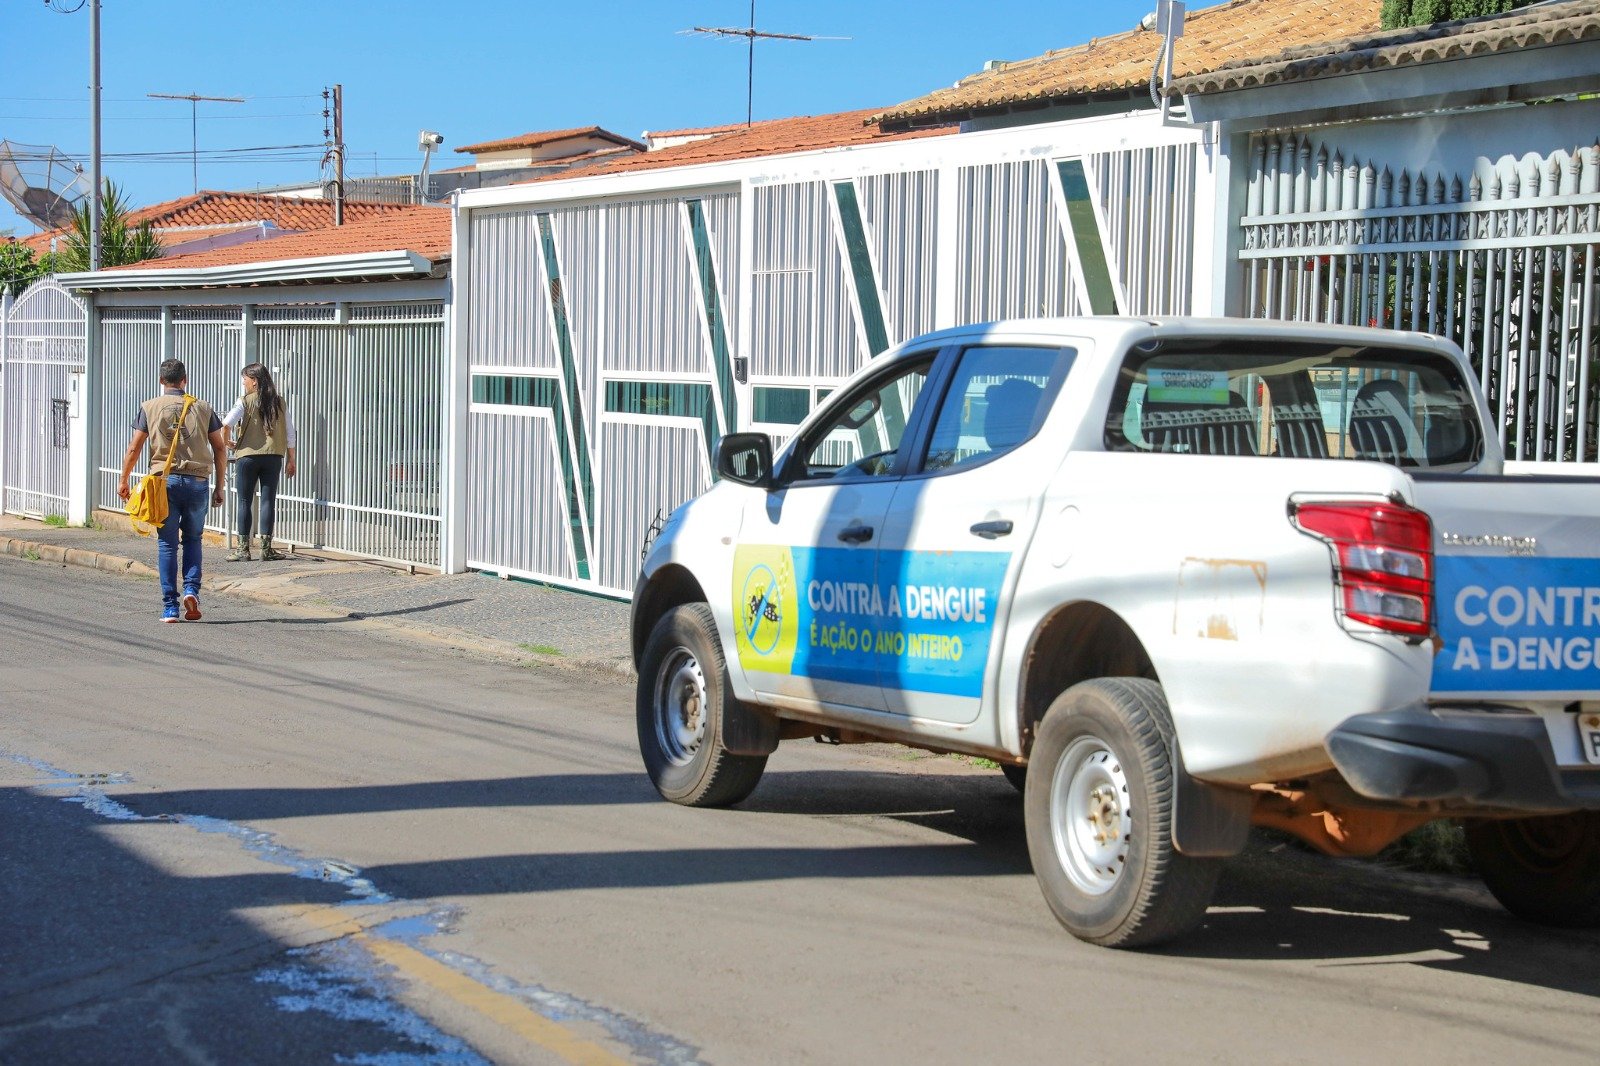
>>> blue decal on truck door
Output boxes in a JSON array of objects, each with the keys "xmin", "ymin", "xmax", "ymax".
[
  {"xmin": 733, "ymin": 546, "xmax": 1010, "ymax": 698},
  {"xmin": 1432, "ymin": 555, "xmax": 1600, "ymax": 694}
]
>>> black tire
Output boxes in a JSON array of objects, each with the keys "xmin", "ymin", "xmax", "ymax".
[
  {"xmin": 1000, "ymin": 764, "xmax": 1027, "ymax": 793},
  {"xmin": 1465, "ymin": 812, "xmax": 1600, "ymax": 928},
  {"xmin": 1023, "ymin": 677, "xmax": 1221, "ymax": 948},
  {"xmin": 637, "ymin": 603, "xmax": 768, "ymax": 807}
]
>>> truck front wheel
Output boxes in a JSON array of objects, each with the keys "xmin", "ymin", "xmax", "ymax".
[
  {"xmin": 637, "ymin": 604, "xmax": 768, "ymax": 807},
  {"xmin": 1465, "ymin": 811, "xmax": 1600, "ymax": 927},
  {"xmin": 1024, "ymin": 678, "xmax": 1221, "ymax": 948}
]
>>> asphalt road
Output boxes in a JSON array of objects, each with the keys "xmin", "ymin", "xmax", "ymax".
[{"xmin": 3, "ymin": 553, "xmax": 1598, "ymax": 1064}]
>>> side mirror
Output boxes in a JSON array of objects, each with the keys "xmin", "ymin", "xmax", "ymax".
[{"xmin": 716, "ymin": 432, "xmax": 774, "ymax": 488}]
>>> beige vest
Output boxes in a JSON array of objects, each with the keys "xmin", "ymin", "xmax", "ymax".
[
  {"xmin": 141, "ymin": 394, "xmax": 215, "ymax": 478},
  {"xmin": 232, "ymin": 392, "xmax": 288, "ymax": 458}
]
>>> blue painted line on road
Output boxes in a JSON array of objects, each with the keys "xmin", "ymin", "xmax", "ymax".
[{"xmin": 3, "ymin": 748, "xmax": 705, "ymax": 1066}]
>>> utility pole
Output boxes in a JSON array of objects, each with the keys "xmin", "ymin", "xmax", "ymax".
[
  {"xmin": 88, "ymin": 0, "xmax": 100, "ymax": 271},
  {"xmin": 330, "ymin": 84, "xmax": 345, "ymax": 226},
  {"xmin": 146, "ymin": 91, "xmax": 245, "ymax": 194},
  {"xmin": 688, "ymin": 4, "xmax": 838, "ymax": 127}
]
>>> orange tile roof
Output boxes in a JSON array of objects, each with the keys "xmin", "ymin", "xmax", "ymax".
[
  {"xmin": 546, "ymin": 109, "xmax": 955, "ymax": 181},
  {"xmin": 873, "ymin": 0, "xmax": 1383, "ymax": 128},
  {"xmin": 454, "ymin": 126, "xmax": 644, "ymax": 155},
  {"xmin": 1174, "ymin": 0, "xmax": 1600, "ymax": 96},
  {"xmin": 18, "ymin": 191, "xmax": 418, "ymax": 256},
  {"xmin": 106, "ymin": 206, "xmax": 452, "ymax": 272},
  {"xmin": 643, "ymin": 118, "xmax": 787, "ymax": 140}
]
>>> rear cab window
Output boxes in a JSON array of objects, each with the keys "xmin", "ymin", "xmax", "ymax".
[{"xmin": 1103, "ymin": 338, "xmax": 1484, "ymax": 469}]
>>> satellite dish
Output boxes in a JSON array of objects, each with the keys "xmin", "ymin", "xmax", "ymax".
[{"xmin": 0, "ymin": 141, "xmax": 89, "ymax": 230}]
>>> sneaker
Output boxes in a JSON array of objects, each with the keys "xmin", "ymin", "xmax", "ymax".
[
  {"xmin": 226, "ymin": 539, "xmax": 253, "ymax": 562},
  {"xmin": 182, "ymin": 592, "xmax": 202, "ymax": 621},
  {"xmin": 260, "ymin": 538, "xmax": 286, "ymax": 561},
  {"xmin": 161, "ymin": 603, "xmax": 181, "ymax": 623}
]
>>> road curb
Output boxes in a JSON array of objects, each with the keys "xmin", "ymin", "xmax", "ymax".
[{"xmin": 2, "ymin": 532, "xmax": 635, "ymax": 682}]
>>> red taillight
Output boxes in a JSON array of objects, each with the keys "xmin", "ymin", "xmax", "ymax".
[{"xmin": 1293, "ymin": 502, "xmax": 1433, "ymax": 637}]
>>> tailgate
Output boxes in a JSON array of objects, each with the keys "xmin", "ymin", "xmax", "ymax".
[{"xmin": 1413, "ymin": 473, "xmax": 1600, "ymax": 700}]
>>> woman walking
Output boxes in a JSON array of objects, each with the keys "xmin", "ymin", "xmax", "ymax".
[{"xmin": 223, "ymin": 362, "xmax": 297, "ymax": 561}]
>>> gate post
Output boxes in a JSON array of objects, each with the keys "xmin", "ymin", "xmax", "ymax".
[{"xmin": 68, "ymin": 296, "xmax": 100, "ymax": 526}]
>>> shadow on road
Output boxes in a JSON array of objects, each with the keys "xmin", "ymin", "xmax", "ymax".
[
  {"xmin": 0, "ymin": 785, "xmax": 466, "ymax": 1061},
  {"xmin": 112, "ymin": 766, "xmax": 1599, "ymax": 1005},
  {"xmin": 202, "ymin": 598, "xmax": 475, "ymax": 625}
]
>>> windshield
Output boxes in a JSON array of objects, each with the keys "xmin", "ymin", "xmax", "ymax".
[{"xmin": 1104, "ymin": 339, "xmax": 1484, "ymax": 469}]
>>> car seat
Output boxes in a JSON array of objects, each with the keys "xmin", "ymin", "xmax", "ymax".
[
  {"xmin": 1141, "ymin": 393, "xmax": 1259, "ymax": 456},
  {"xmin": 1349, "ymin": 379, "xmax": 1418, "ymax": 464}
]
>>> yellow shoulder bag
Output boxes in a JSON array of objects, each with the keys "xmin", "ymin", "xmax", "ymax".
[{"xmin": 126, "ymin": 393, "xmax": 197, "ymax": 536}]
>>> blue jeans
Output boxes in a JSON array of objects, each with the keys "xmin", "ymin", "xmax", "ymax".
[
  {"xmin": 157, "ymin": 475, "xmax": 210, "ymax": 605},
  {"xmin": 235, "ymin": 454, "xmax": 283, "ymax": 539}
]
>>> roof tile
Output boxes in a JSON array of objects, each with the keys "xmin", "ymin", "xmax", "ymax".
[
  {"xmin": 1172, "ymin": 0, "xmax": 1600, "ymax": 96},
  {"xmin": 105, "ymin": 205, "xmax": 451, "ymax": 272},
  {"xmin": 872, "ymin": 0, "xmax": 1383, "ymax": 127},
  {"xmin": 454, "ymin": 126, "xmax": 644, "ymax": 155}
]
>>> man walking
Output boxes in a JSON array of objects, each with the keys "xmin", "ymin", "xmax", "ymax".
[{"xmin": 117, "ymin": 358, "xmax": 226, "ymax": 622}]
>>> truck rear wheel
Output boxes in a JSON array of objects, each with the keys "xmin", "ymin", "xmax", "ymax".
[
  {"xmin": 1024, "ymin": 678, "xmax": 1221, "ymax": 948},
  {"xmin": 637, "ymin": 604, "xmax": 767, "ymax": 807},
  {"xmin": 1465, "ymin": 811, "xmax": 1600, "ymax": 928}
]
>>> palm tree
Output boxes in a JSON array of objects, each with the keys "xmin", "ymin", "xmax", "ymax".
[{"xmin": 45, "ymin": 180, "xmax": 163, "ymax": 272}]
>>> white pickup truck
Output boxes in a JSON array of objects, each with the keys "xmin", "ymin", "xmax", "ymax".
[{"xmin": 630, "ymin": 317, "xmax": 1600, "ymax": 948}]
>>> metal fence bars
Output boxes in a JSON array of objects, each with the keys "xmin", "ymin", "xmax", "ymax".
[
  {"xmin": 1, "ymin": 276, "xmax": 87, "ymax": 517},
  {"xmin": 98, "ymin": 301, "xmax": 445, "ymax": 567},
  {"xmin": 1240, "ymin": 134, "xmax": 1600, "ymax": 464}
]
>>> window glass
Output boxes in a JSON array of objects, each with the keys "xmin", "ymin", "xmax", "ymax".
[
  {"xmin": 752, "ymin": 386, "xmax": 811, "ymax": 426},
  {"xmin": 1104, "ymin": 340, "xmax": 1483, "ymax": 468},
  {"xmin": 795, "ymin": 358, "xmax": 932, "ymax": 480},
  {"xmin": 922, "ymin": 346, "xmax": 1071, "ymax": 472}
]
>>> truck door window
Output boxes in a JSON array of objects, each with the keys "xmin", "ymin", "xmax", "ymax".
[
  {"xmin": 1105, "ymin": 340, "xmax": 1483, "ymax": 468},
  {"xmin": 793, "ymin": 358, "xmax": 933, "ymax": 481},
  {"xmin": 921, "ymin": 345, "xmax": 1074, "ymax": 472}
]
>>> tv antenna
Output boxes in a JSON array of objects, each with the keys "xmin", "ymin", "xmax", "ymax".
[
  {"xmin": 0, "ymin": 140, "xmax": 88, "ymax": 229},
  {"xmin": 685, "ymin": 3, "xmax": 846, "ymax": 126},
  {"xmin": 146, "ymin": 91, "xmax": 245, "ymax": 193}
]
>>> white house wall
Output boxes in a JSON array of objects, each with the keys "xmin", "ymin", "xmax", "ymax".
[{"xmin": 455, "ymin": 110, "xmax": 1212, "ymax": 597}]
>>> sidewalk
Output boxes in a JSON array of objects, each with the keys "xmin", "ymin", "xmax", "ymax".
[{"xmin": 0, "ymin": 512, "xmax": 633, "ymax": 677}]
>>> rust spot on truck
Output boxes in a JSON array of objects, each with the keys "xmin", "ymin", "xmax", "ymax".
[{"xmin": 1174, "ymin": 558, "xmax": 1267, "ymax": 641}]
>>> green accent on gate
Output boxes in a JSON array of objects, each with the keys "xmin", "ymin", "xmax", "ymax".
[
  {"xmin": 752, "ymin": 385, "xmax": 810, "ymax": 426},
  {"xmin": 832, "ymin": 181, "xmax": 898, "ymax": 449},
  {"xmin": 535, "ymin": 213, "xmax": 592, "ymax": 581},
  {"xmin": 472, "ymin": 372, "xmax": 590, "ymax": 580},
  {"xmin": 472, "ymin": 375, "xmax": 558, "ymax": 407},
  {"xmin": 831, "ymin": 181, "xmax": 892, "ymax": 357},
  {"xmin": 1056, "ymin": 159, "xmax": 1121, "ymax": 316},
  {"xmin": 605, "ymin": 380, "xmax": 718, "ymax": 463},
  {"xmin": 684, "ymin": 200, "xmax": 736, "ymax": 477}
]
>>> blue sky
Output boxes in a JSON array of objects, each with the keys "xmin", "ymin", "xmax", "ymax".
[{"xmin": 2, "ymin": 1, "xmax": 1156, "ymax": 237}]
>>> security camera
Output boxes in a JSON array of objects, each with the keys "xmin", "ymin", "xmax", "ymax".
[
  {"xmin": 1140, "ymin": 11, "xmax": 1158, "ymax": 30},
  {"xmin": 418, "ymin": 130, "xmax": 444, "ymax": 150}
]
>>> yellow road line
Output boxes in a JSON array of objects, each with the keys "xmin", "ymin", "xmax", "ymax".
[{"xmin": 288, "ymin": 904, "xmax": 628, "ymax": 1066}]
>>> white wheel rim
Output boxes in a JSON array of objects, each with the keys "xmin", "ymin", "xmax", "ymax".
[
  {"xmin": 653, "ymin": 648, "xmax": 708, "ymax": 766},
  {"xmin": 1049, "ymin": 736, "xmax": 1132, "ymax": 896}
]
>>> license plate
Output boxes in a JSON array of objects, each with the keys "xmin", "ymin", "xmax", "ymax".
[{"xmin": 1580, "ymin": 714, "xmax": 1600, "ymax": 766}]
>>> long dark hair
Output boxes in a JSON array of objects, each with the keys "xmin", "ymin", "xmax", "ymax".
[{"xmin": 242, "ymin": 362, "xmax": 283, "ymax": 431}]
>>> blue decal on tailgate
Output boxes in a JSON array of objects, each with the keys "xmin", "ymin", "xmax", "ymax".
[{"xmin": 1432, "ymin": 555, "xmax": 1600, "ymax": 693}]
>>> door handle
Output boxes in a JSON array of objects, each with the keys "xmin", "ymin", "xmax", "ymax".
[
  {"xmin": 837, "ymin": 524, "xmax": 874, "ymax": 544},
  {"xmin": 970, "ymin": 519, "xmax": 1013, "ymax": 540}
]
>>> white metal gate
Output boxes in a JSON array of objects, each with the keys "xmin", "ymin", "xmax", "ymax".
[
  {"xmin": 97, "ymin": 300, "xmax": 445, "ymax": 568},
  {"xmin": 1, "ymin": 276, "xmax": 87, "ymax": 517},
  {"xmin": 1241, "ymin": 134, "xmax": 1600, "ymax": 464}
]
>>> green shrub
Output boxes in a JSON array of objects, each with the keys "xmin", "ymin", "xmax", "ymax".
[{"xmin": 1380, "ymin": 819, "xmax": 1471, "ymax": 874}]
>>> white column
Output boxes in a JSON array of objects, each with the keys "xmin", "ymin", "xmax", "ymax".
[{"xmin": 440, "ymin": 194, "xmax": 471, "ymax": 574}]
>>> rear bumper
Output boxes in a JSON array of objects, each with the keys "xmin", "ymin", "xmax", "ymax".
[{"xmin": 1326, "ymin": 706, "xmax": 1600, "ymax": 813}]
